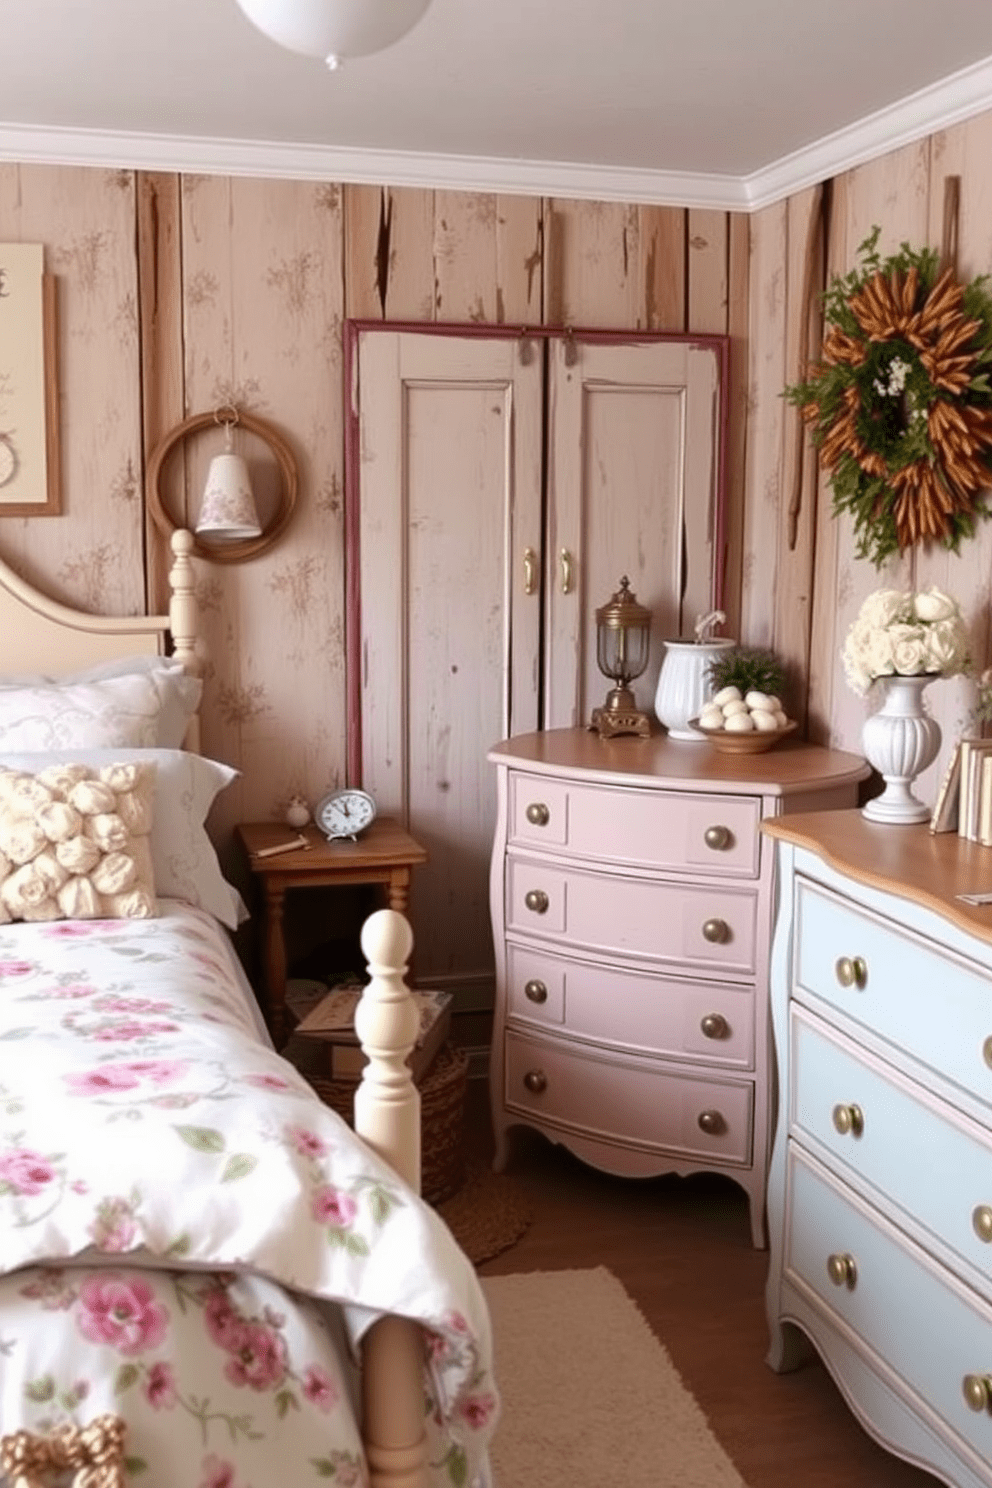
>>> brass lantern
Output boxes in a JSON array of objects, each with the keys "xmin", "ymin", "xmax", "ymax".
[{"xmin": 589, "ymin": 576, "xmax": 653, "ymax": 739}]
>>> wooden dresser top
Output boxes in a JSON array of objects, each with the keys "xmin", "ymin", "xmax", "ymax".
[
  {"xmin": 488, "ymin": 728, "xmax": 870, "ymax": 796},
  {"xmin": 764, "ymin": 809, "xmax": 992, "ymax": 948}
]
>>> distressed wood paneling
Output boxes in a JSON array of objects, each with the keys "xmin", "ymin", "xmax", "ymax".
[
  {"xmin": 545, "ymin": 200, "xmax": 645, "ymax": 328},
  {"xmin": 687, "ymin": 209, "xmax": 727, "ymax": 335},
  {"xmin": 179, "ymin": 175, "xmax": 346, "ymax": 833},
  {"xmin": 137, "ymin": 172, "xmax": 185, "ymax": 615},
  {"xmin": 722, "ymin": 212, "xmax": 749, "ymax": 638},
  {"xmin": 641, "ymin": 206, "xmax": 687, "ymax": 331},
  {"xmin": 740, "ymin": 200, "xmax": 787, "ymax": 652},
  {"xmin": 0, "ymin": 164, "xmax": 145, "ymax": 614}
]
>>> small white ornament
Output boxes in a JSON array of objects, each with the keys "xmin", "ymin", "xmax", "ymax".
[{"xmin": 285, "ymin": 795, "xmax": 311, "ymax": 829}]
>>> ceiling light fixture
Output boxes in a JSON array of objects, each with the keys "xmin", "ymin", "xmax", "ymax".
[{"xmin": 233, "ymin": 0, "xmax": 433, "ymax": 71}]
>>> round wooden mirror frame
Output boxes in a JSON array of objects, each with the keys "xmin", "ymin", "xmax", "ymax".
[{"xmin": 147, "ymin": 408, "xmax": 298, "ymax": 564}]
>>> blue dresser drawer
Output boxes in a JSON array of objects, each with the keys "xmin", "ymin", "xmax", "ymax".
[
  {"xmin": 791, "ymin": 1007, "xmax": 992, "ymax": 1289},
  {"xmin": 786, "ymin": 1147, "xmax": 992, "ymax": 1477},
  {"xmin": 793, "ymin": 877, "xmax": 992, "ymax": 1113}
]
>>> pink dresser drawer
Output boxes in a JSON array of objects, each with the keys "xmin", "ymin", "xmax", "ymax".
[
  {"xmin": 508, "ymin": 771, "xmax": 761, "ymax": 877},
  {"xmin": 506, "ymin": 854, "xmax": 759, "ymax": 975},
  {"xmin": 506, "ymin": 940, "xmax": 755, "ymax": 1068},
  {"xmin": 504, "ymin": 1028, "xmax": 754, "ymax": 1165}
]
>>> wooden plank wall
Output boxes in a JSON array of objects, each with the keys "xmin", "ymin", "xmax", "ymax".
[
  {"xmin": 9, "ymin": 110, "xmax": 992, "ymax": 844},
  {"xmin": 746, "ymin": 114, "xmax": 992, "ymax": 807},
  {"xmin": 0, "ymin": 172, "xmax": 746, "ymax": 851}
]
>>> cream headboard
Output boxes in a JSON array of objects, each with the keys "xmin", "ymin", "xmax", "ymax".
[{"xmin": 0, "ymin": 530, "xmax": 198, "ymax": 679}]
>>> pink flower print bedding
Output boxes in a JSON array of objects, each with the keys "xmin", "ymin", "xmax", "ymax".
[{"xmin": 0, "ymin": 903, "xmax": 497, "ymax": 1488}]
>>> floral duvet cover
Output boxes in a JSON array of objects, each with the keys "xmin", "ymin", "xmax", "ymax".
[{"xmin": 0, "ymin": 904, "xmax": 497, "ymax": 1488}]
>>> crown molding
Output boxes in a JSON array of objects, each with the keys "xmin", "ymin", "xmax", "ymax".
[
  {"xmin": 743, "ymin": 51, "xmax": 992, "ymax": 209},
  {"xmin": 1, "ymin": 52, "xmax": 991, "ymax": 213}
]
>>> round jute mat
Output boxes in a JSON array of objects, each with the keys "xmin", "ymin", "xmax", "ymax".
[{"xmin": 434, "ymin": 1159, "xmax": 533, "ymax": 1266}]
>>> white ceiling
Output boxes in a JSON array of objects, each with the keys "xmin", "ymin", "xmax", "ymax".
[{"xmin": 5, "ymin": 1, "xmax": 992, "ymax": 210}]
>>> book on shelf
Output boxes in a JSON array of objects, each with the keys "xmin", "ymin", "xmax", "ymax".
[
  {"xmin": 957, "ymin": 737, "xmax": 992, "ymax": 842},
  {"xmin": 295, "ymin": 984, "xmax": 453, "ymax": 1084},
  {"xmin": 980, "ymin": 753, "xmax": 992, "ymax": 847},
  {"xmin": 930, "ymin": 741, "xmax": 962, "ymax": 834}
]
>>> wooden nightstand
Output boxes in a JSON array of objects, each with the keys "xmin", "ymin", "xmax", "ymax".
[{"xmin": 236, "ymin": 818, "xmax": 428, "ymax": 1048}]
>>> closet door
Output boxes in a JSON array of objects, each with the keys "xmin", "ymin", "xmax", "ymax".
[
  {"xmin": 544, "ymin": 337, "xmax": 723, "ymax": 729},
  {"xmin": 354, "ymin": 330, "xmax": 543, "ymax": 1001}
]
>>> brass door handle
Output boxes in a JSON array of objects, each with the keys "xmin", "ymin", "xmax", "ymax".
[
  {"xmin": 963, "ymin": 1374, "xmax": 992, "ymax": 1413},
  {"xmin": 702, "ymin": 917, "xmax": 729, "ymax": 944},
  {"xmin": 560, "ymin": 548, "xmax": 572, "ymax": 594},
  {"xmin": 524, "ymin": 889, "xmax": 549, "ymax": 914},
  {"xmin": 832, "ymin": 1102, "xmax": 865, "ymax": 1137},
  {"xmin": 524, "ymin": 979, "xmax": 548, "ymax": 1004},
  {"xmin": 523, "ymin": 546, "xmax": 537, "ymax": 595},
  {"xmin": 973, "ymin": 1205, "xmax": 992, "ymax": 1243},
  {"xmin": 827, "ymin": 1252, "xmax": 858, "ymax": 1289},
  {"xmin": 524, "ymin": 1069, "xmax": 547, "ymax": 1095},
  {"xmin": 700, "ymin": 1013, "xmax": 729, "ymax": 1039},
  {"xmin": 835, "ymin": 956, "xmax": 868, "ymax": 990},
  {"xmin": 704, "ymin": 825, "xmax": 732, "ymax": 851},
  {"xmin": 525, "ymin": 801, "xmax": 550, "ymax": 826}
]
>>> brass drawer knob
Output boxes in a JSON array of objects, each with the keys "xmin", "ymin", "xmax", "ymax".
[
  {"xmin": 700, "ymin": 1012, "xmax": 729, "ymax": 1039},
  {"xmin": 835, "ymin": 956, "xmax": 868, "ymax": 990},
  {"xmin": 973, "ymin": 1205, "xmax": 992, "ymax": 1243},
  {"xmin": 523, "ymin": 1069, "xmax": 547, "ymax": 1095},
  {"xmin": 832, "ymin": 1102, "xmax": 864, "ymax": 1138},
  {"xmin": 702, "ymin": 917, "xmax": 730, "ymax": 944},
  {"xmin": 525, "ymin": 801, "xmax": 550, "ymax": 827},
  {"xmin": 697, "ymin": 1109, "xmax": 726, "ymax": 1135},
  {"xmin": 963, "ymin": 1374, "xmax": 992, "ymax": 1413},
  {"xmin": 524, "ymin": 888, "xmax": 549, "ymax": 914},
  {"xmin": 524, "ymin": 978, "xmax": 548, "ymax": 1004},
  {"xmin": 983, "ymin": 1035, "xmax": 992, "ymax": 1071},
  {"xmin": 704, "ymin": 824, "xmax": 732, "ymax": 851},
  {"xmin": 827, "ymin": 1252, "xmax": 858, "ymax": 1289}
]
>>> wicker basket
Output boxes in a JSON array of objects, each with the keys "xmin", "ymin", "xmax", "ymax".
[{"xmin": 310, "ymin": 1042, "xmax": 469, "ymax": 1205}]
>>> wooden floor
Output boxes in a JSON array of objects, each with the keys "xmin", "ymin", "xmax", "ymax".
[{"xmin": 466, "ymin": 1081, "xmax": 944, "ymax": 1488}]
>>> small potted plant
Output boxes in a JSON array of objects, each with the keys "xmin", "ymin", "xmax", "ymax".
[{"xmin": 696, "ymin": 646, "xmax": 795, "ymax": 751}]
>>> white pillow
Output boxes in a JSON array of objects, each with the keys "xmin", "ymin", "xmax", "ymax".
[
  {"xmin": 0, "ymin": 661, "xmax": 201, "ymax": 750},
  {"xmin": 0, "ymin": 749, "xmax": 244, "ymax": 930},
  {"xmin": 0, "ymin": 761, "xmax": 157, "ymax": 923}
]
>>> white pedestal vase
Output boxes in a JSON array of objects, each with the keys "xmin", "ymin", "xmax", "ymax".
[
  {"xmin": 861, "ymin": 673, "xmax": 941, "ymax": 824},
  {"xmin": 654, "ymin": 637, "xmax": 735, "ymax": 740}
]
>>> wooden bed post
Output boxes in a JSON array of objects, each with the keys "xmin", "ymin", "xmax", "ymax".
[
  {"xmin": 167, "ymin": 529, "xmax": 201, "ymax": 751},
  {"xmin": 355, "ymin": 910, "xmax": 428, "ymax": 1488}
]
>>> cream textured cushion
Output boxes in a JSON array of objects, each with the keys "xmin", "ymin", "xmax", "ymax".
[
  {"xmin": 0, "ymin": 748, "xmax": 244, "ymax": 929},
  {"xmin": 0, "ymin": 761, "xmax": 157, "ymax": 922}
]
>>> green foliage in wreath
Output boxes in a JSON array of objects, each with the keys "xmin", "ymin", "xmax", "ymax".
[{"xmin": 784, "ymin": 227, "xmax": 992, "ymax": 567}]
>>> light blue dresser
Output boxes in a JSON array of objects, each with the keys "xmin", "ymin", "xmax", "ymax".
[{"xmin": 764, "ymin": 810, "xmax": 992, "ymax": 1488}]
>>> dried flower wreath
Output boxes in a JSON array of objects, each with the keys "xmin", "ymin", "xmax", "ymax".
[{"xmin": 784, "ymin": 227, "xmax": 992, "ymax": 567}]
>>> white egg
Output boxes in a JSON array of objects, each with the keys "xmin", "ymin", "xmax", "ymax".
[
  {"xmin": 712, "ymin": 686, "xmax": 742, "ymax": 707},
  {"xmin": 724, "ymin": 711, "xmax": 754, "ymax": 732},
  {"xmin": 722, "ymin": 698, "xmax": 748, "ymax": 716},
  {"xmin": 774, "ymin": 709, "xmax": 789, "ymax": 727},
  {"xmin": 744, "ymin": 690, "xmax": 770, "ymax": 711},
  {"xmin": 699, "ymin": 707, "xmax": 724, "ymax": 730},
  {"xmin": 751, "ymin": 708, "xmax": 779, "ymax": 732},
  {"xmin": 765, "ymin": 695, "xmax": 782, "ymax": 712}
]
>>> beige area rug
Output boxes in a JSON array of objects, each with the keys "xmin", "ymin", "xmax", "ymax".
[{"xmin": 481, "ymin": 1268, "xmax": 749, "ymax": 1488}]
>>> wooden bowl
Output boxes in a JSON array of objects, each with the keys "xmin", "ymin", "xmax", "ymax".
[{"xmin": 689, "ymin": 717, "xmax": 798, "ymax": 754}]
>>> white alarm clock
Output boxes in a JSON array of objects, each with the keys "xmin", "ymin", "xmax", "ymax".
[{"xmin": 315, "ymin": 787, "xmax": 377, "ymax": 841}]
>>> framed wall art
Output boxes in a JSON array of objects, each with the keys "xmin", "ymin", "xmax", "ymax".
[{"xmin": 0, "ymin": 243, "xmax": 60, "ymax": 516}]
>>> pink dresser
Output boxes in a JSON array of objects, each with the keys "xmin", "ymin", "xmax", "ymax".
[{"xmin": 487, "ymin": 729, "xmax": 868, "ymax": 1247}]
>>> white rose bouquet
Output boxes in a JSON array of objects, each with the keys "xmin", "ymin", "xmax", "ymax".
[{"xmin": 842, "ymin": 587, "xmax": 971, "ymax": 697}]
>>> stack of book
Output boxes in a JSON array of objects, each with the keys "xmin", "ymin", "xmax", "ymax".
[
  {"xmin": 293, "ymin": 983, "xmax": 453, "ymax": 1085},
  {"xmin": 930, "ymin": 735, "xmax": 992, "ymax": 843}
]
